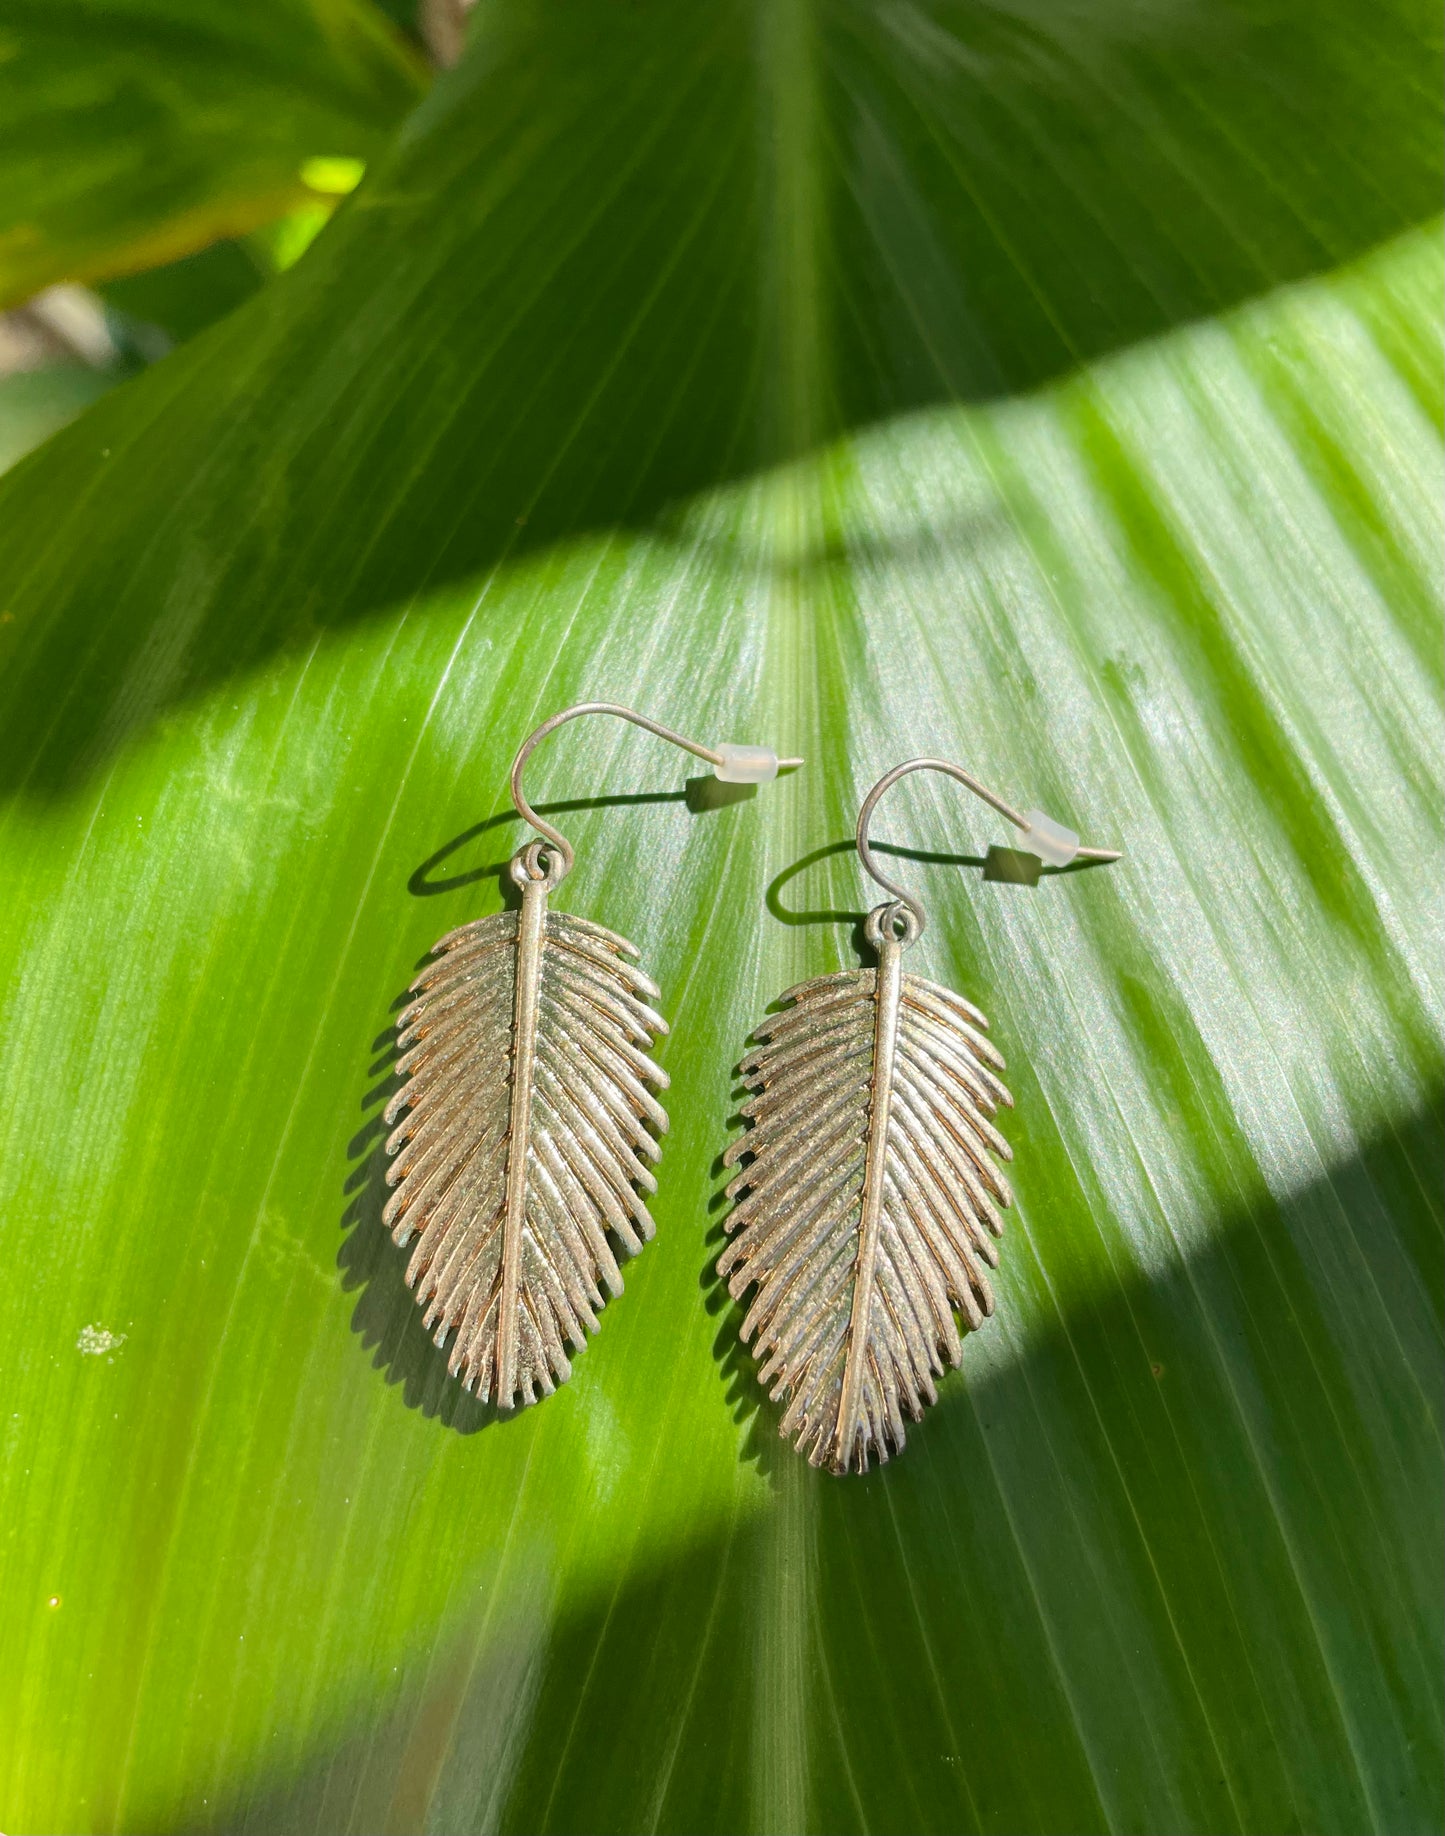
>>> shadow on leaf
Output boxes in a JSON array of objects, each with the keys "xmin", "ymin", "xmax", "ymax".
[{"xmin": 187, "ymin": 1095, "xmax": 1444, "ymax": 1836}]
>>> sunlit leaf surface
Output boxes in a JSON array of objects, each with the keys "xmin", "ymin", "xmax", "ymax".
[
  {"xmin": 0, "ymin": 2, "xmax": 1439, "ymax": 1830},
  {"xmin": 0, "ymin": 0, "xmax": 424, "ymax": 307}
]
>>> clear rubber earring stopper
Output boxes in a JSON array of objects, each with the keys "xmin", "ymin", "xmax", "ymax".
[
  {"xmin": 714, "ymin": 743, "xmax": 779, "ymax": 783},
  {"xmin": 1016, "ymin": 809, "xmax": 1079, "ymax": 866}
]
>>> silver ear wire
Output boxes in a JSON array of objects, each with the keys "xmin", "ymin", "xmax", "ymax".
[
  {"xmin": 510, "ymin": 701, "xmax": 803, "ymax": 882},
  {"xmin": 855, "ymin": 757, "xmax": 1121, "ymax": 937}
]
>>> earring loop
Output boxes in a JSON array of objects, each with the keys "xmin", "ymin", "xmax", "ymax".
[
  {"xmin": 861, "ymin": 900, "xmax": 920, "ymax": 949},
  {"xmin": 510, "ymin": 700, "xmax": 804, "ymax": 882},
  {"xmin": 855, "ymin": 756, "xmax": 1122, "ymax": 938}
]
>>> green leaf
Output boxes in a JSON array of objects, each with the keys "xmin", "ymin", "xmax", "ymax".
[
  {"xmin": 0, "ymin": 3, "xmax": 1440, "ymax": 1831},
  {"xmin": 0, "ymin": 361, "xmax": 113, "ymax": 473},
  {"xmin": 0, "ymin": 0, "xmax": 426, "ymax": 307},
  {"xmin": 97, "ymin": 238, "xmax": 274, "ymax": 346},
  {"xmin": 0, "ymin": 247, "xmax": 270, "ymax": 480}
]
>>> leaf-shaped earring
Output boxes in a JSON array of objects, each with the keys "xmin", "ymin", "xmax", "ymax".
[
  {"xmin": 720, "ymin": 758, "xmax": 1121, "ymax": 1473},
  {"xmin": 385, "ymin": 702, "xmax": 802, "ymax": 1408}
]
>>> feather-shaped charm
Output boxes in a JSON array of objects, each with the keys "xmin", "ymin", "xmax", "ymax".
[
  {"xmin": 720, "ymin": 926, "xmax": 1013, "ymax": 1473},
  {"xmin": 383, "ymin": 874, "xmax": 669, "ymax": 1406}
]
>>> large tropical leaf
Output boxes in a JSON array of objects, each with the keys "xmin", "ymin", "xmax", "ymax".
[
  {"xmin": 0, "ymin": 0, "xmax": 425, "ymax": 306},
  {"xmin": 0, "ymin": 1, "xmax": 1440, "ymax": 1831}
]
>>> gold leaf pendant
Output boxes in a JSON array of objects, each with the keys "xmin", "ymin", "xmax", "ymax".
[
  {"xmin": 721, "ymin": 753, "xmax": 1121, "ymax": 1472},
  {"xmin": 720, "ymin": 919, "xmax": 1012, "ymax": 1474},
  {"xmin": 377, "ymin": 699, "xmax": 803, "ymax": 1409},
  {"xmin": 383, "ymin": 870, "xmax": 669, "ymax": 1407}
]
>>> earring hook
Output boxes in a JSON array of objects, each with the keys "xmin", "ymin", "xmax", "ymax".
[
  {"xmin": 509, "ymin": 701, "xmax": 804, "ymax": 884},
  {"xmin": 856, "ymin": 757, "xmax": 1122, "ymax": 941}
]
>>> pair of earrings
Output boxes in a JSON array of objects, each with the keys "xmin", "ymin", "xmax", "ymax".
[{"xmin": 382, "ymin": 703, "xmax": 1119, "ymax": 1472}]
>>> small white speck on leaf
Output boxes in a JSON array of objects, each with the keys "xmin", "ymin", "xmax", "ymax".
[{"xmin": 77, "ymin": 1324, "xmax": 126, "ymax": 1357}]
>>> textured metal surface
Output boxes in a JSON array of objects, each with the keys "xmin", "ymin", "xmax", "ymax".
[
  {"xmin": 721, "ymin": 925, "xmax": 1013, "ymax": 1473},
  {"xmin": 383, "ymin": 877, "xmax": 669, "ymax": 1406}
]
